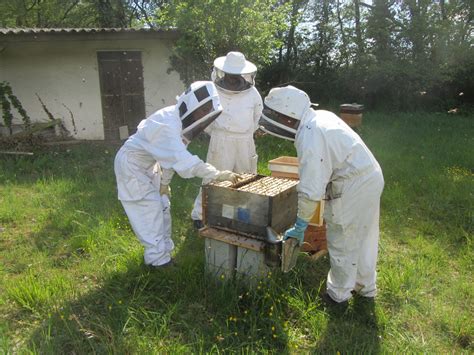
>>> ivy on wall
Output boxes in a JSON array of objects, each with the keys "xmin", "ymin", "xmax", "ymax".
[{"xmin": 0, "ymin": 81, "xmax": 31, "ymax": 135}]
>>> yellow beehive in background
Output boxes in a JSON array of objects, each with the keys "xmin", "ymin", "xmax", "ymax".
[{"xmin": 339, "ymin": 103, "xmax": 364, "ymax": 128}]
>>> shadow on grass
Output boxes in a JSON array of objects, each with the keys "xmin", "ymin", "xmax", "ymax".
[{"xmin": 316, "ymin": 297, "xmax": 381, "ymax": 354}]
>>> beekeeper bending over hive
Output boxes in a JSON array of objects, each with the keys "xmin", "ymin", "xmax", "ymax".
[
  {"xmin": 259, "ymin": 86, "xmax": 384, "ymax": 304},
  {"xmin": 114, "ymin": 81, "xmax": 240, "ymax": 268},
  {"xmin": 191, "ymin": 52, "xmax": 263, "ymax": 229}
]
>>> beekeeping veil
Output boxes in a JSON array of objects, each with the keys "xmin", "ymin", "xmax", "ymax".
[
  {"xmin": 212, "ymin": 52, "xmax": 257, "ymax": 93},
  {"xmin": 259, "ymin": 85, "xmax": 312, "ymax": 141},
  {"xmin": 176, "ymin": 81, "xmax": 223, "ymax": 144}
]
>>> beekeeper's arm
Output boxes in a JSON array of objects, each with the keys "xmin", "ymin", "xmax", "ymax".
[
  {"xmin": 142, "ymin": 124, "xmax": 239, "ymax": 183},
  {"xmin": 284, "ymin": 127, "xmax": 332, "ymax": 245}
]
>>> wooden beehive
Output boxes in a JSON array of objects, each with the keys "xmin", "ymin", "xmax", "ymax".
[
  {"xmin": 268, "ymin": 156, "xmax": 327, "ymax": 254},
  {"xmin": 268, "ymin": 156, "xmax": 299, "ymax": 180},
  {"xmin": 268, "ymin": 157, "xmax": 325, "ymax": 227},
  {"xmin": 301, "ymin": 224, "xmax": 327, "ymax": 252},
  {"xmin": 340, "ymin": 103, "xmax": 364, "ymax": 128},
  {"xmin": 203, "ymin": 174, "xmax": 298, "ymax": 240}
]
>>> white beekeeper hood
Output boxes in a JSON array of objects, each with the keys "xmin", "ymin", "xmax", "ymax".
[
  {"xmin": 259, "ymin": 85, "xmax": 312, "ymax": 141},
  {"xmin": 176, "ymin": 81, "xmax": 223, "ymax": 143},
  {"xmin": 212, "ymin": 52, "xmax": 257, "ymax": 93}
]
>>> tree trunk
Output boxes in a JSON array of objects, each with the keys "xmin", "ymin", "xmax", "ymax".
[
  {"xmin": 336, "ymin": 0, "xmax": 348, "ymax": 67},
  {"xmin": 354, "ymin": 0, "xmax": 364, "ymax": 59}
]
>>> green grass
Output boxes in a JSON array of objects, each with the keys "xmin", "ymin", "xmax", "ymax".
[{"xmin": 0, "ymin": 112, "xmax": 472, "ymax": 353}]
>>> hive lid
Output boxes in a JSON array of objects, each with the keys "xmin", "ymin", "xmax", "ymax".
[{"xmin": 340, "ymin": 103, "xmax": 364, "ymax": 113}]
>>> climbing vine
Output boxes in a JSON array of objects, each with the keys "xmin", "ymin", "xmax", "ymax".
[{"xmin": 0, "ymin": 81, "xmax": 31, "ymax": 134}]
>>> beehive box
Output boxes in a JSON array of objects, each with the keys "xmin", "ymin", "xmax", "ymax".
[
  {"xmin": 268, "ymin": 156, "xmax": 299, "ymax": 180},
  {"xmin": 340, "ymin": 103, "xmax": 364, "ymax": 128},
  {"xmin": 301, "ymin": 224, "xmax": 327, "ymax": 252},
  {"xmin": 268, "ymin": 157, "xmax": 325, "ymax": 227},
  {"xmin": 268, "ymin": 156, "xmax": 327, "ymax": 254},
  {"xmin": 203, "ymin": 174, "xmax": 298, "ymax": 240}
]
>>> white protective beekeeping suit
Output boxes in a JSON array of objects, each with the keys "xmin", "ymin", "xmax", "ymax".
[
  {"xmin": 260, "ymin": 86, "xmax": 384, "ymax": 303},
  {"xmin": 191, "ymin": 52, "xmax": 263, "ymax": 222},
  {"xmin": 114, "ymin": 81, "xmax": 238, "ymax": 267}
]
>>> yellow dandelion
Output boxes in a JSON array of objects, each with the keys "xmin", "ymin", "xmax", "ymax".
[{"xmin": 118, "ymin": 300, "xmax": 122, "ymax": 304}]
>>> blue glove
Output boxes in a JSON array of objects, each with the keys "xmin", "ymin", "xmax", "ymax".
[{"xmin": 283, "ymin": 217, "xmax": 309, "ymax": 246}]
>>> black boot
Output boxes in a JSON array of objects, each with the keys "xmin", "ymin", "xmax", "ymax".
[{"xmin": 193, "ymin": 220, "xmax": 204, "ymax": 229}]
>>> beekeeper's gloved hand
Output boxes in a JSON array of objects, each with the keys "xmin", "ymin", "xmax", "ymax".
[
  {"xmin": 160, "ymin": 184, "xmax": 171, "ymax": 197},
  {"xmin": 283, "ymin": 217, "xmax": 308, "ymax": 246},
  {"xmin": 215, "ymin": 170, "xmax": 241, "ymax": 184}
]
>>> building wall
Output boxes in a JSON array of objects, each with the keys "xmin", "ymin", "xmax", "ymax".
[{"xmin": 0, "ymin": 36, "xmax": 184, "ymax": 140}]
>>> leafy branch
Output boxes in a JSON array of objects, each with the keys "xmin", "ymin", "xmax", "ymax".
[{"xmin": 0, "ymin": 81, "xmax": 31, "ymax": 134}]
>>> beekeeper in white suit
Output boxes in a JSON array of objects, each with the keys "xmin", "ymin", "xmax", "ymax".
[
  {"xmin": 191, "ymin": 52, "xmax": 263, "ymax": 228},
  {"xmin": 114, "ymin": 81, "xmax": 240, "ymax": 267},
  {"xmin": 260, "ymin": 85, "xmax": 384, "ymax": 304}
]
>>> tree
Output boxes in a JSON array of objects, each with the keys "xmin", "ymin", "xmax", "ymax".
[{"xmin": 158, "ymin": 0, "xmax": 288, "ymax": 84}]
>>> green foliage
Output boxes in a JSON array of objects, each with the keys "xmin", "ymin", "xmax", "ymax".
[
  {"xmin": 0, "ymin": 0, "xmax": 145, "ymax": 28},
  {"xmin": 158, "ymin": 0, "xmax": 289, "ymax": 84},
  {"xmin": 0, "ymin": 81, "xmax": 31, "ymax": 134}
]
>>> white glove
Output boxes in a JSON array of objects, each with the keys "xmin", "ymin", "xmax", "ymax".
[
  {"xmin": 161, "ymin": 168, "xmax": 175, "ymax": 186},
  {"xmin": 297, "ymin": 193, "xmax": 319, "ymax": 222},
  {"xmin": 160, "ymin": 184, "xmax": 171, "ymax": 197},
  {"xmin": 215, "ymin": 170, "xmax": 241, "ymax": 184}
]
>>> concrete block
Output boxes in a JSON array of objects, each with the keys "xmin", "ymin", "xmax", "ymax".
[
  {"xmin": 236, "ymin": 246, "xmax": 271, "ymax": 279},
  {"xmin": 204, "ymin": 237, "xmax": 237, "ymax": 279}
]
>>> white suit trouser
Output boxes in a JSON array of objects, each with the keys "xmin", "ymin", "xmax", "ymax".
[
  {"xmin": 325, "ymin": 169, "xmax": 384, "ymax": 302},
  {"xmin": 121, "ymin": 195, "xmax": 174, "ymax": 266},
  {"xmin": 191, "ymin": 131, "xmax": 257, "ymax": 220}
]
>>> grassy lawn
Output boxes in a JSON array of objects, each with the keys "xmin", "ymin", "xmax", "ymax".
[{"xmin": 0, "ymin": 112, "xmax": 472, "ymax": 353}]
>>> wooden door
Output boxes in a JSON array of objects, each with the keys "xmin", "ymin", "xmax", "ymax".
[{"xmin": 97, "ymin": 51, "xmax": 145, "ymax": 140}]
